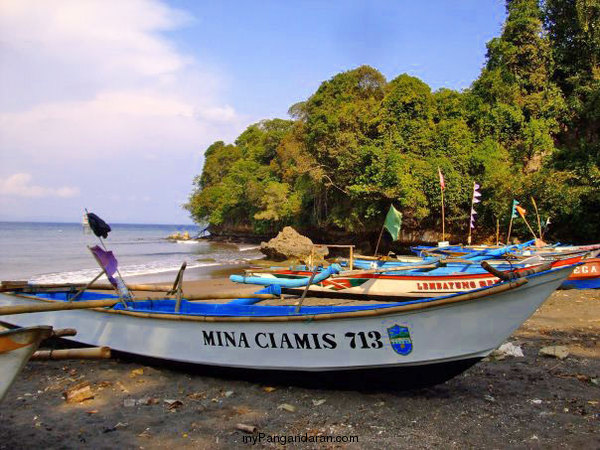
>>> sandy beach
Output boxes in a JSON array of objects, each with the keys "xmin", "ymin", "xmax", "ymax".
[{"xmin": 0, "ymin": 280, "xmax": 598, "ymax": 449}]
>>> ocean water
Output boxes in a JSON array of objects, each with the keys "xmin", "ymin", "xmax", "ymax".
[{"xmin": 0, "ymin": 222, "xmax": 262, "ymax": 284}]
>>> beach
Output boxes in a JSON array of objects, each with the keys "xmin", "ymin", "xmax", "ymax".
[{"xmin": 1, "ymin": 281, "xmax": 598, "ymax": 449}]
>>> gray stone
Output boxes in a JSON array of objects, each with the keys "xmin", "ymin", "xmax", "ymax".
[{"xmin": 260, "ymin": 227, "xmax": 328, "ymax": 262}]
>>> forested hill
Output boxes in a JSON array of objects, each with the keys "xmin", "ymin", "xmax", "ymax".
[{"xmin": 186, "ymin": 0, "xmax": 599, "ymax": 244}]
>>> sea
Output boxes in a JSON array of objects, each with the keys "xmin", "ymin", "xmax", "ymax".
[{"xmin": 0, "ymin": 222, "xmax": 262, "ymax": 284}]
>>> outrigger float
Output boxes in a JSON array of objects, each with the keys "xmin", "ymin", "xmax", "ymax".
[{"xmin": 232, "ymin": 258, "xmax": 581, "ymax": 301}]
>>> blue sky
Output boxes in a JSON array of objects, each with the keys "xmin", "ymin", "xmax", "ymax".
[
  {"xmin": 167, "ymin": 0, "xmax": 505, "ymax": 118},
  {"xmin": 0, "ymin": 0, "xmax": 505, "ymax": 224}
]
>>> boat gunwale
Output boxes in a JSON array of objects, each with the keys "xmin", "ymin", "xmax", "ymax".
[
  {"xmin": 271, "ymin": 256, "xmax": 582, "ymax": 281},
  {"xmin": 4, "ymin": 265, "xmax": 575, "ymax": 323},
  {"xmin": 8, "ymin": 279, "xmax": 526, "ymax": 322}
]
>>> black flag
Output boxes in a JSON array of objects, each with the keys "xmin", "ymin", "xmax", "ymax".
[{"xmin": 86, "ymin": 212, "xmax": 111, "ymax": 239}]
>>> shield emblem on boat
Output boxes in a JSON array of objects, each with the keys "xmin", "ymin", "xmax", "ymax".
[{"xmin": 387, "ymin": 324, "xmax": 413, "ymax": 355}]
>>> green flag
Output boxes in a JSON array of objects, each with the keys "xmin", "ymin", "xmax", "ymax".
[
  {"xmin": 511, "ymin": 199, "xmax": 520, "ymax": 219},
  {"xmin": 384, "ymin": 205, "xmax": 402, "ymax": 241}
]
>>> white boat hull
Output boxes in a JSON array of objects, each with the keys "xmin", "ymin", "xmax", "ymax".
[
  {"xmin": 282, "ymin": 272, "xmax": 503, "ymax": 299},
  {"xmin": 0, "ymin": 268, "xmax": 568, "ymax": 380}
]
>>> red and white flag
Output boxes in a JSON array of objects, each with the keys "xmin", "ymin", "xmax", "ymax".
[{"xmin": 438, "ymin": 168, "xmax": 445, "ymax": 190}]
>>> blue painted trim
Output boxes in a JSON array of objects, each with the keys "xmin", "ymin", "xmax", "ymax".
[
  {"xmin": 22, "ymin": 264, "xmax": 578, "ymax": 318},
  {"xmin": 560, "ymin": 279, "xmax": 600, "ymax": 289},
  {"xmin": 230, "ymin": 264, "xmax": 341, "ymax": 287}
]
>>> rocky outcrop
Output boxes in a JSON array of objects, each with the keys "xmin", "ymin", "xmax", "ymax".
[
  {"xmin": 260, "ymin": 227, "xmax": 328, "ymax": 262},
  {"xmin": 166, "ymin": 231, "xmax": 191, "ymax": 241}
]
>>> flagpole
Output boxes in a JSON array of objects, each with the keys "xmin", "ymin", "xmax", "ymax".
[
  {"xmin": 541, "ymin": 217, "xmax": 550, "ymax": 240},
  {"xmin": 521, "ymin": 215, "xmax": 539, "ymax": 241},
  {"xmin": 531, "ymin": 197, "xmax": 543, "ymax": 239},
  {"xmin": 506, "ymin": 215, "xmax": 514, "ymax": 244},
  {"xmin": 85, "ymin": 209, "xmax": 133, "ymax": 300},
  {"xmin": 374, "ymin": 223, "xmax": 385, "ymax": 257},
  {"xmin": 467, "ymin": 184, "xmax": 474, "ymax": 245},
  {"xmin": 496, "ymin": 218, "xmax": 500, "ymax": 246},
  {"xmin": 506, "ymin": 200, "xmax": 515, "ymax": 245},
  {"xmin": 441, "ymin": 185, "xmax": 445, "ymax": 242}
]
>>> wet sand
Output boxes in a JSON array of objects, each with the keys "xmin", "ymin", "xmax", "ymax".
[{"xmin": 0, "ymin": 285, "xmax": 598, "ymax": 449}]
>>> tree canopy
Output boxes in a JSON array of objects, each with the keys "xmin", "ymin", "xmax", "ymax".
[{"xmin": 187, "ymin": 0, "xmax": 600, "ymax": 243}]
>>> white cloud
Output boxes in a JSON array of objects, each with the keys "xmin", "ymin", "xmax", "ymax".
[
  {"xmin": 0, "ymin": 0, "xmax": 246, "ymax": 162},
  {"xmin": 0, "ymin": 0, "xmax": 248, "ymax": 221},
  {"xmin": 0, "ymin": 173, "xmax": 79, "ymax": 198}
]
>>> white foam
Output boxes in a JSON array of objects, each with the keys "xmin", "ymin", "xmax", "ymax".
[
  {"xmin": 237, "ymin": 244, "xmax": 261, "ymax": 252},
  {"xmin": 30, "ymin": 260, "xmax": 220, "ymax": 284}
]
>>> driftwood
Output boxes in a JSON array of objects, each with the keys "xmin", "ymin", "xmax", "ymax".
[
  {"xmin": 235, "ymin": 423, "xmax": 257, "ymax": 434},
  {"xmin": 63, "ymin": 381, "xmax": 94, "ymax": 403},
  {"xmin": 31, "ymin": 346, "xmax": 111, "ymax": 360}
]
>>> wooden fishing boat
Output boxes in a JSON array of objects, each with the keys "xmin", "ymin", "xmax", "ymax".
[
  {"xmin": 234, "ymin": 257, "xmax": 581, "ymax": 300},
  {"xmin": 0, "ymin": 325, "xmax": 53, "ymax": 401},
  {"xmin": 0, "ymin": 264, "xmax": 575, "ymax": 388},
  {"xmin": 350, "ymin": 249, "xmax": 598, "ymax": 291},
  {"xmin": 560, "ymin": 258, "xmax": 600, "ymax": 289}
]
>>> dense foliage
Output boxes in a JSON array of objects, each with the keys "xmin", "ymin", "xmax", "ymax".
[{"xmin": 187, "ymin": 0, "xmax": 600, "ymax": 243}]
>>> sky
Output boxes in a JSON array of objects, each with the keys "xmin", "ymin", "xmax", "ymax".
[{"xmin": 0, "ymin": 0, "xmax": 506, "ymax": 225}]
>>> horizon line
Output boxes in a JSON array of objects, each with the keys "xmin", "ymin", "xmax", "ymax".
[{"xmin": 0, "ymin": 219, "xmax": 199, "ymax": 226}]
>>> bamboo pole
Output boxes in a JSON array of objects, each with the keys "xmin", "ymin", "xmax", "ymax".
[
  {"xmin": 441, "ymin": 185, "xmax": 446, "ymax": 242},
  {"xmin": 496, "ymin": 218, "xmax": 500, "ymax": 246},
  {"xmin": 520, "ymin": 214, "xmax": 539, "ymax": 240},
  {"xmin": 70, "ymin": 271, "xmax": 104, "ymax": 302},
  {"xmin": 467, "ymin": 183, "xmax": 474, "ymax": 245},
  {"xmin": 87, "ymin": 246, "xmax": 128, "ymax": 307},
  {"xmin": 31, "ymin": 346, "xmax": 111, "ymax": 360},
  {"xmin": 0, "ymin": 282, "xmax": 175, "ymax": 293},
  {"xmin": 0, "ymin": 299, "xmax": 121, "ymax": 316},
  {"xmin": 531, "ymin": 197, "xmax": 543, "ymax": 239},
  {"xmin": 506, "ymin": 214, "xmax": 514, "ymax": 244},
  {"xmin": 373, "ymin": 223, "xmax": 385, "ymax": 256},
  {"xmin": 92, "ymin": 283, "xmax": 173, "ymax": 292},
  {"xmin": 295, "ymin": 267, "xmax": 319, "ymax": 313},
  {"xmin": 0, "ymin": 281, "xmax": 28, "ymax": 292},
  {"xmin": 50, "ymin": 328, "xmax": 77, "ymax": 338},
  {"xmin": 172, "ymin": 261, "xmax": 187, "ymax": 313},
  {"xmin": 89, "ymin": 219, "xmax": 130, "ymax": 299},
  {"xmin": 337, "ymin": 263, "xmax": 438, "ymax": 277}
]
